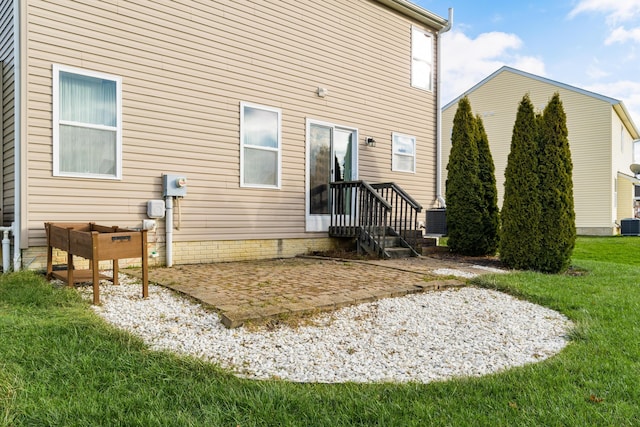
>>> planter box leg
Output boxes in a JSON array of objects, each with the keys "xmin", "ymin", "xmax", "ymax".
[
  {"xmin": 112, "ymin": 259, "xmax": 119, "ymax": 286},
  {"xmin": 141, "ymin": 229, "xmax": 148, "ymax": 299},
  {"xmin": 92, "ymin": 256, "xmax": 100, "ymax": 305},
  {"xmin": 68, "ymin": 254, "xmax": 74, "ymax": 288}
]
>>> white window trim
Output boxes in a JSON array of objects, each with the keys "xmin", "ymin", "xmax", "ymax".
[
  {"xmin": 240, "ymin": 101, "xmax": 282, "ymax": 189},
  {"xmin": 52, "ymin": 64, "xmax": 123, "ymax": 180},
  {"xmin": 411, "ymin": 26, "xmax": 433, "ymax": 92},
  {"xmin": 392, "ymin": 132, "xmax": 416, "ymax": 173}
]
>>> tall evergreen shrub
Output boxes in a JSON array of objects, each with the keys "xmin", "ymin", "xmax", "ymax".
[
  {"xmin": 445, "ymin": 96, "xmax": 485, "ymax": 255},
  {"xmin": 476, "ymin": 115, "xmax": 500, "ymax": 255},
  {"xmin": 500, "ymin": 94, "xmax": 541, "ymax": 269},
  {"xmin": 536, "ymin": 92, "xmax": 576, "ymax": 273}
]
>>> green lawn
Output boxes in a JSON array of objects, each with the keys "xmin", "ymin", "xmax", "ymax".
[{"xmin": 1, "ymin": 236, "xmax": 639, "ymax": 426}]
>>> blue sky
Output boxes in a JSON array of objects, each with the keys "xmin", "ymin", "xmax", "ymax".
[{"xmin": 414, "ymin": 0, "xmax": 640, "ymax": 125}]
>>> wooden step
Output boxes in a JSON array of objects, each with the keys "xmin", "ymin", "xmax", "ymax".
[{"xmin": 384, "ymin": 247, "xmax": 413, "ymax": 259}]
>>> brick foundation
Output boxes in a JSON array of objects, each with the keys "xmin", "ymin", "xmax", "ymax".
[{"xmin": 23, "ymin": 237, "xmax": 349, "ymax": 270}]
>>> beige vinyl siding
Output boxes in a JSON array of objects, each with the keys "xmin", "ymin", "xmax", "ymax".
[
  {"xmin": 612, "ymin": 109, "xmax": 637, "ymax": 224},
  {"xmin": 441, "ymin": 69, "xmax": 616, "ymax": 234},
  {"xmin": 24, "ymin": 0, "xmax": 440, "ymax": 247},
  {"xmin": 611, "ymin": 109, "xmax": 636, "ymax": 185},
  {"xmin": 0, "ymin": 0, "xmax": 14, "ymax": 226},
  {"xmin": 616, "ymin": 174, "xmax": 635, "ymax": 223}
]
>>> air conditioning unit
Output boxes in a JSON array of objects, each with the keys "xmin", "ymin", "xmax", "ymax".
[
  {"xmin": 425, "ymin": 208, "xmax": 447, "ymax": 235},
  {"xmin": 620, "ymin": 218, "xmax": 640, "ymax": 236}
]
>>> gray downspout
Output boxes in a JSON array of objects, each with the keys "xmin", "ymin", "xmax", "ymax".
[
  {"xmin": 435, "ymin": 8, "xmax": 453, "ymax": 208},
  {"xmin": 12, "ymin": 0, "xmax": 21, "ymax": 270}
]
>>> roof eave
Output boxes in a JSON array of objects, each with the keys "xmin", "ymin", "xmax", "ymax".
[
  {"xmin": 443, "ymin": 66, "xmax": 640, "ymax": 139},
  {"xmin": 375, "ymin": 0, "xmax": 448, "ymax": 29},
  {"xmin": 618, "ymin": 171, "xmax": 640, "ymax": 184},
  {"xmin": 613, "ymin": 103, "xmax": 640, "ymax": 140}
]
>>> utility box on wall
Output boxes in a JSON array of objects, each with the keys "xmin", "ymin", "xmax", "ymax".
[
  {"xmin": 147, "ymin": 200, "xmax": 165, "ymax": 218},
  {"xmin": 162, "ymin": 174, "xmax": 188, "ymax": 197}
]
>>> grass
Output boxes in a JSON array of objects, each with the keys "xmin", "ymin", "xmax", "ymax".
[{"xmin": 1, "ymin": 237, "xmax": 640, "ymax": 426}]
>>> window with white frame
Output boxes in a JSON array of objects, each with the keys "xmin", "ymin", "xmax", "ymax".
[
  {"xmin": 392, "ymin": 133, "xmax": 416, "ymax": 173},
  {"xmin": 53, "ymin": 65, "xmax": 122, "ymax": 179},
  {"xmin": 240, "ymin": 102, "xmax": 281, "ymax": 188},
  {"xmin": 411, "ymin": 27, "xmax": 433, "ymax": 91}
]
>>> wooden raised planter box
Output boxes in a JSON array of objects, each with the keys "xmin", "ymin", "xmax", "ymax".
[{"xmin": 45, "ymin": 222, "xmax": 148, "ymax": 305}]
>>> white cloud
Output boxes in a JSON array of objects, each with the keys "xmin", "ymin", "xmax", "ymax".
[
  {"xmin": 440, "ymin": 30, "xmax": 546, "ymax": 104},
  {"xmin": 586, "ymin": 57, "xmax": 612, "ymax": 79},
  {"xmin": 490, "ymin": 13, "xmax": 504, "ymax": 24},
  {"xmin": 569, "ymin": 0, "xmax": 640, "ymax": 24},
  {"xmin": 511, "ymin": 56, "xmax": 546, "ymax": 76},
  {"xmin": 605, "ymin": 25, "xmax": 640, "ymax": 44},
  {"xmin": 586, "ymin": 63, "xmax": 611, "ymax": 79},
  {"xmin": 570, "ymin": 0, "xmax": 640, "ymax": 46}
]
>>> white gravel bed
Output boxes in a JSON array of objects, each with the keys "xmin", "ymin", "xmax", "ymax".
[
  {"xmin": 78, "ymin": 274, "xmax": 572, "ymax": 384},
  {"xmin": 432, "ymin": 268, "xmax": 478, "ymax": 279},
  {"xmin": 432, "ymin": 265, "xmax": 508, "ymax": 278}
]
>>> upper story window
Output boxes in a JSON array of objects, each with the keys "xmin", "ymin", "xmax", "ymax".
[
  {"xmin": 411, "ymin": 27, "xmax": 433, "ymax": 90},
  {"xmin": 240, "ymin": 102, "xmax": 282, "ymax": 188},
  {"xmin": 392, "ymin": 132, "xmax": 416, "ymax": 173},
  {"xmin": 53, "ymin": 65, "xmax": 122, "ymax": 179},
  {"xmin": 411, "ymin": 27, "xmax": 433, "ymax": 91}
]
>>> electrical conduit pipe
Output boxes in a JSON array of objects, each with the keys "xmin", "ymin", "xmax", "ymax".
[{"xmin": 165, "ymin": 196, "xmax": 173, "ymax": 267}]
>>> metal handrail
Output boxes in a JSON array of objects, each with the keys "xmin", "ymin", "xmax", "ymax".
[
  {"xmin": 329, "ymin": 180, "xmax": 391, "ymax": 257},
  {"xmin": 370, "ymin": 182, "xmax": 422, "ymax": 211},
  {"xmin": 329, "ymin": 180, "xmax": 422, "ymax": 258}
]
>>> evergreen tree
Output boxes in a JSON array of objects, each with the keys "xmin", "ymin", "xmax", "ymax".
[
  {"xmin": 476, "ymin": 115, "xmax": 500, "ymax": 255},
  {"xmin": 536, "ymin": 92, "xmax": 576, "ymax": 273},
  {"xmin": 500, "ymin": 94, "xmax": 541, "ymax": 269},
  {"xmin": 445, "ymin": 96, "xmax": 485, "ymax": 255}
]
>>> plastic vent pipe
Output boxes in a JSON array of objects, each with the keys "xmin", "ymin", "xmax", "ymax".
[{"xmin": 0, "ymin": 226, "xmax": 11, "ymax": 272}]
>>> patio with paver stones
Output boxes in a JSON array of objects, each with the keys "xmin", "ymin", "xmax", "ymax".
[{"xmin": 127, "ymin": 255, "xmax": 500, "ymax": 328}]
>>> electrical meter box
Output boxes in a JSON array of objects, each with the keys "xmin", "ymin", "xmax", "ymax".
[
  {"xmin": 147, "ymin": 200, "xmax": 165, "ymax": 219},
  {"xmin": 162, "ymin": 174, "xmax": 188, "ymax": 197}
]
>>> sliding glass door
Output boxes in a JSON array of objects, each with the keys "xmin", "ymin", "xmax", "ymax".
[{"xmin": 306, "ymin": 120, "xmax": 357, "ymax": 231}]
